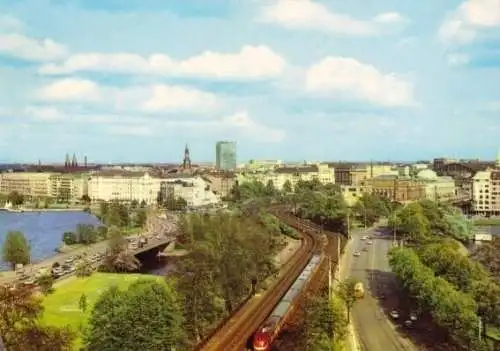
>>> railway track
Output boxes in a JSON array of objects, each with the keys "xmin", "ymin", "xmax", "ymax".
[{"xmin": 198, "ymin": 207, "xmax": 321, "ymax": 351}]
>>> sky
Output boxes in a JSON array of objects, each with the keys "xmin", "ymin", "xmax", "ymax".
[{"xmin": 0, "ymin": 0, "xmax": 500, "ymax": 163}]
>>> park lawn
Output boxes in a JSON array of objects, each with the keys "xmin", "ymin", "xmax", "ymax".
[{"xmin": 42, "ymin": 272, "xmax": 163, "ymax": 349}]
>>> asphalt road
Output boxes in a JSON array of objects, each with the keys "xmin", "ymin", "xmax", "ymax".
[{"xmin": 344, "ymin": 225, "xmax": 416, "ymax": 351}]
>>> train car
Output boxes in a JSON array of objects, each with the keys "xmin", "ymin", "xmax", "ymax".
[{"xmin": 252, "ymin": 254, "xmax": 323, "ymax": 351}]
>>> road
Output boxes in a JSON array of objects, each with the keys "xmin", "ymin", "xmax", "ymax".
[
  {"xmin": 343, "ymin": 225, "xmax": 416, "ymax": 351},
  {"xmin": 0, "ymin": 210, "xmax": 178, "ymax": 284}
]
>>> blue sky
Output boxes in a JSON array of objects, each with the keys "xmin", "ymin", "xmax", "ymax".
[{"xmin": 0, "ymin": 0, "xmax": 500, "ymax": 164}]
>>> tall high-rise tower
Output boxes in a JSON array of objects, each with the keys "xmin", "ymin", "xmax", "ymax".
[
  {"xmin": 182, "ymin": 144, "xmax": 192, "ymax": 170},
  {"xmin": 496, "ymin": 149, "xmax": 500, "ymax": 169},
  {"xmin": 84, "ymin": 155, "xmax": 88, "ymax": 168},
  {"xmin": 216, "ymin": 141, "xmax": 237, "ymax": 171}
]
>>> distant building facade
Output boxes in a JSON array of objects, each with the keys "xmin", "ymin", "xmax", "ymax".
[{"xmin": 216, "ymin": 141, "xmax": 237, "ymax": 171}]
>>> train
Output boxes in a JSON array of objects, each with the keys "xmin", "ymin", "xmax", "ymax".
[{"xmin": 252, "ymin": 254, "xmax": 323, "ymax": 351}]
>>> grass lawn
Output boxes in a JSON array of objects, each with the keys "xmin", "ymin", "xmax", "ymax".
[
  {"xmin": 473, "ymin": 218, "xmax": 500, "ymax": 226},
  {"xmin": 42, "ymin": 272, "xmax": 163, "ymax": 349}
]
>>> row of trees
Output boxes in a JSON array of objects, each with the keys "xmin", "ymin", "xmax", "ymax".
[
  {"xmin": 232, "ymin": 178, "xmax": 393, "ymax": 235},
  {"xmin": 175, "ymin": 212, "xmax": 282, "ymax": 345},
  {"xmin": 98, "ymin": 201, "xmax": 148, "ymax": 229},
  {"xmin": 61, "ymin": 224, "xmax": 107, "ymax": 246},
  {"xmin": 389, "ymin": 200, "xmax": 473, "ymax": 243},
  {"xmin": 389, "ymin": 247, "xmax": 487, "ymax": 349}
]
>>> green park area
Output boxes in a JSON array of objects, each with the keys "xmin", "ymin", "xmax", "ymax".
[
  {"xmin": 42, "ymin": 273, "xmax": 163, "ymax": 348},
  {"xmin": 472, "ymin": 217, "xmax": 500, "ymax": 226}
]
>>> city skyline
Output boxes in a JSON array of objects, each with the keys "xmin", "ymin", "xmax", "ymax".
[{"xmin": 1, "ymin": 0, "xmax": 500, "ymax": 163}]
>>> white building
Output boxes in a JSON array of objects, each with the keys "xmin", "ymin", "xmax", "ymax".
[
  {"xmin": 87, "ymin": 171, "xmax": 161, "ymax": 204},
  {"xmin": 88, "ymin": 171, "xmax": 220, "ymax": 207},
  {"xmin": 160, "ymin": 176, "xmax": 220, "ymax": 207},
  {"xmin": 237, "ymin": 164, "xmax": 335, "ymax": 190},
  {"xmin": 416, "ymin": 169, "xmax": 456, "ymax": 202},
  {"xmin": 472, "ymin": 170, "xmax": 492, "ymax": 214}
]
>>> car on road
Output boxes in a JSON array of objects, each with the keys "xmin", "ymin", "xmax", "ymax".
[
  {"xmin": 362, "ymin": 247, "xmax": 368, "ymax": 252},
  {"xmin": 353, "ymin": 251, "xmax": 361, "ymax": 257},
  {"xmin": 409, "ymin": 312, "xmax": 418, "ymax": 321},
  {"xmin": 390, "ymin": 310, "xmax": 399, "ymax": 319},
  {"xmin": 404, "ymin": 320, "xmax": 413, "ymax": 328},
  {"xmin": 361, "ymin": 236, "xmax": 368, "ymax": 240},
  {"xmin": 367, "ymin": 240, "xmax": 373, "ymax": 245}
]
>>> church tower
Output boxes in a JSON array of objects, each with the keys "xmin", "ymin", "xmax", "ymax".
[
  {"xmin": 182, "ymin": 144, "xmax": 192, "ymax": 170},
  {"xmin": 64, "ymin": 153, "xmax": 70, "ymax": 168},
  {"xmin": 71, "ymin": 153, "xmax": 78, "ymax": 168}
]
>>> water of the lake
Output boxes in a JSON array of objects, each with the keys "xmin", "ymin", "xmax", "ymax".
[{"xmin": 0, "ymin": 211, "xmax": 101, "ymax": 270}]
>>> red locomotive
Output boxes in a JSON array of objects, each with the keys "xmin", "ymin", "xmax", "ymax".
[{"xmin": 252, "ymin": 255, "xmax": 322, "ymax": 350}]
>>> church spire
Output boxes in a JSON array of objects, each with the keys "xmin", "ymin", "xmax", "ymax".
[
  {"xmin": 182, "ymin": 144, "xmax": 191, "ymax": 169},
  {"xmin": 65, "ymin": 153, "xmax": 70, "ymax": 168}
]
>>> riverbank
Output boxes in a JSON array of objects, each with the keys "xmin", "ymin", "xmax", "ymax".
[{"xmin": 0, "ymin": 207, "xmax": 85, "ymax": 213}]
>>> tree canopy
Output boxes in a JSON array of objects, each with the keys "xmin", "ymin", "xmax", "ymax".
[
  {"xmin": 2, "ymin": 230, "xmax": 31, "ymax": 269},
  {"xmin": 389, "ymin": 247, "xmax": 490, "ymax": 349},
  {"xmin": 175, "ymin": 211, "xmax": 282, "ymax": 344},
  {"xmin": 0, "ymin": 285, "xmax": 75, "ymax": 351},
  {"xmin": 85, "ymin": 280, "xmax": 184, "ymax": 351}
]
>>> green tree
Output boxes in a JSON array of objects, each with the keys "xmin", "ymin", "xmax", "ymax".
[
  {"xmin": 282, "ymin": 179, "xmax": 293, "ymax": 193},
  {"xmin": 79, "ymin": 293, "xmax": 87, "ymax": 313},
  {"xmin": 85, "ymin": 280, "xmax": 185, "ymax": 351},
  {"xmin": 135, "ymin": 209, "xmax": 148, "ymax": 228},
  {"xmin": 76, "ymin": 259, "xmax": 94, "ymax": 277},
  {"xmin": 36, "ymin": 274, "xmax": 54, "ymax": 295},
  {"xmin": 265, "ymin": 179, "xmax": 276, "ymax": 196},
  {"xmin": 2, "ymin": 231, "xmax": 31, "ymax": 269},
  {"xmin": 0, "ymin": 285, "xmax": 75, "ymax": 351},
  {"xmin": 75, "ymin": 224, "xmax": 98, "ymax": 245},
  {"xmin": 7, "ymin": 190, "xmax": 24, "ymax": 206},
  {"xmin": 337, "ymin": 278, "xmax": 359, "ymax": 323},
  {"xmin": 62, "ymin": 231, "xmax": 77, "ymax": 245},
  {"xmin": 102, "ymin": 227, "xmax": 140, "ymax": 272}
]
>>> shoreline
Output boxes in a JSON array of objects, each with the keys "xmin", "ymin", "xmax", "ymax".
[{"xmin": 0, "ymin": 207, "xmax": 85, "ymax": 213}]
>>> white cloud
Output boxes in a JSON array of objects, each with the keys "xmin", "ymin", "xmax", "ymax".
[
  {"xmin": 220, "ymin": 111, "xmax": 286, "ymax": 143},
  {"xmin": 373, "ymin": 12, "xmax": 406, "ymax": 24},
  {"xmin": 439, "ymin": 0, "xmax": 500, "ymax": 44},
  {"xmin": 0, "ymin": 33, "xmax": 67, "ymax": 61},
  {"xmin": 446, "ymin": 53, "xmax": 470, "ymax": 66},
  {"xmin": 37, "ymin": 78, "xmax": 219, "ymax": 113},
  {"xmin": 38, "ymin": 45, "xmax": 286, "ymax": 80},
  {"xmin": 305, "ymin": 57, "xmax": 414, "ymax": 107},
  {"xmin": 258, "ymin": 0, "xmax": 406, "ymax": 36},
  {"xmin": 0, "ymin": 14, "xmax": 24, "ymax": 32},
  {"xmin": 24, "ymin": 106, "xmax": 65, "ymax": 121},
  {"xmin": 37, "ymin": 78, "xmax": 100, "ymax": 102}
]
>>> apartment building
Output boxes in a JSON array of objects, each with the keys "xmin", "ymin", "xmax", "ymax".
[
  {"xmin": 0, "ymin": 172, "xmax": 52, "ymax": 199},
  {"xmin": 159, "ymin": 176, "xmax": 220, "ymax": 207},
  {"xmin": 237, "ymin": 164, "xmax": 335, "ymax": 190},
  {"xmin": 88, "ymin": 170, "xmax": 220, "ymax": 207},
  {"xmin": 87, "ymin": 171, "xmax": 161, "ymax": 204},
  {"xmin": 472, "ymin": 170, "xmax": 494, "ymax": 215}
]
